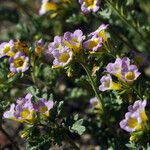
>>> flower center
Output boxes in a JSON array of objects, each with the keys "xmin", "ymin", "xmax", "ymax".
[
  {"xmin": 104, "ymin": 80, "xmax": 111, "ymax": 88},
  {"xmin": 59, "ymin": 53, "xmax": 70, "ymax": 63},
  {"xmin": 85, "ymin": 0, "xmax": 95, "ymax": 7},
  {"xmin": 43, "ymin": 2, "xmax": 58, "ymax": 11},
  {"xmin": 72, "ymin": 38, "xmax": 79, "ymax": 43},
  {"xmin": 39, "ymin": 106, "xmax": 48, "ymax": 113},
  {"xmin": 14, "ymin": 58, "xmax": 25, "ymax": 68},
  {"xmin": 88, "ymin": 40, "xmax": 98, "ymax": 48},
  {"xmin": 21, "ymin": 109, "xmax": 30, "ymax": 118},
  {"xmin": 125, "ymin": 71, "xmax": 135, "ymax": 81},
  {"xmin": 3, "ymin": 45, "xmax": 10, "ymax": 54},
  {"xmin": 127, "ymin": 117, "xmax": 138, "ymax": 128},
  {"xmin": 98, "ymin": 30, "xmax": 107, "ymax": 42}
]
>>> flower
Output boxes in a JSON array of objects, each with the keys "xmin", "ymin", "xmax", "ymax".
[
  {"xmin": 90, "ymin": 97, "xmax": 99, "ymax": 107},
  {"xmin": 3, "ymin": 94, "xmax": 55, "ymax": 123},
  {"xmin": 106, "ymin": 58, "xmax": 125, "ymax": 79},
  {"xmin": 0, "ymin": 40, "xmax": 14, "ymax": 58},
  {"xmin": 48, "ymin": 36, "xmax": 73, "ymax": 68},
  {"xmin": 106, "ymin": 57, "xmax": 140, "ymax": 82},
  {"xmin": 9, "ymin": 52, "xmax": 29, "ymax": 73},
  {"xmin": 33, "ymin": 99, "xmax": 54, "ymax": 116},
  {"xmin": 39, "ymin": 0, "xmax": 58, "ymax": 15},
  {"xmin": 3, "ymin": 94, "xmax": 35, "ymax": 124},
  {"xmin": 89, "ymin": 24, "xmax": 108, "ymax": 42},
  {"xmin": 79, "ymin": 0, "xmax": 100, "ymax": 13},
  {"xmin": 14, "ymin": 94, "xmax": 35, "ymax": 123},
  {"xmin": 120, "ymin": 111, "xmax": 142, "ymax": 132},
  {"xmin": 128, "ymin": 100, "xmax": 148, "ymax": 122},
  {"xmin": 48, "ymin": 36, "xmax": 64, "ymax": 53},
  {"xmin": 99, "ymin": 74, "xmax": 122, "ymax": 91},
  {"xmin": 122, "ymin": 64, "xmax": 141, "ymax": 83},
  {"xmin": 3, "ymin": 104, "xmax": 16, "ymax": 120},
  {"xmin": 83, "ymin": 35, "xmax": 103, "ymax": 52},
  {"xmin": 64, "ymin": 29, "xmax": 85, "ymax": 53},
  {"xmin": 14, "ymin": 40, "xmax": 29, "ymax": 55},
  {"xmin": 35, "ymin": 39, "xmax": 44, "ymax": 55},
  {"xmin": 52, "ymin": 47, "xmax": 73, "ymax": 68},
  {"xmin": 90, "ymin": 97, "xmax": 100, "ymax": 107},
  {"xmin": 90, "ymin": 97, "xmax": 101, "ymax": 111},
  {"xmin": 120, "ymin": 100, "xmax": 148, "ymax": 132}
]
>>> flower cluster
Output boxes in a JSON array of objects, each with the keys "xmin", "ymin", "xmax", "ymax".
[
  {"xmin": 79, "ymin": 0, "xmax": 100, "ymax": 13},
  {"xmin": 48, "ymin": 30, "xmax": 85, "ymax": 68},
  {"xmin": 120, "ymin": 100, "xmax": 148, "ymax": 133},
  {"xmin": 0, "ymin": 40, "xmax": 29, "ymax": 74},
  {"xmin": 99, "ymin": 57, "xmax": 141, "ymax": 91},
  {"xmin": 3, "ymin": 94, "xmax": 54, "ymax": 124},
  {"xmin": 48, "ymin": 24, "xmax": 108, "ymax": 68}
]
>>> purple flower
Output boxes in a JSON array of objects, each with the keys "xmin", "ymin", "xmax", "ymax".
[
  {"xmin": 3, "ymin": 104, "xmax": 16, "ymax": 119},
  {"xmin": 48, "ymin": 36, "xmax": 64, "ymax": 53},
  {"xmin": 3, "ymin": 94, "xmax": 55, "ymax": 123},
  {"xmin": 33, "ymin": 99, "xmax": 54, "ymax": 116},
  {"xmin": 90, "ymin": 97, "xmax": 99, "ymax": 106},
  {"xmin": 106, "ymin": 58, "xmax": 124, "ymax": 78},
  {"xmin": 128, "ymin": 100, "xmax": 146, "ymax": 113},
  {"xmin": 64, "ymin": 29, "xmax": 85, "ymax": 53},
  {"xmin": 0, "ymin": 40, "xmax": 14, "ymax": 58},
  {"xmin": 122, "ymin": 65, "xmax": 141, "ymax": 83},
  {"xmin": 89, "ymin": 24, "xmax": 108, "ymax": 42},
  {"xmin": 128, "ymin": 100, "xmax": 148, "ymax": 122},
  {"xmin": 9, "ymin": 52, "xmax": 29, "ymax": 73},
  {"xmin": 3, "ymin": 94, "xmax": 35, "ymax": 123},
  {"xmin": 79, "ymin": 0, "xmax": 100, "ymax": 13},
  {"xmin": 99, "ymin": 74, "xmax": 122, "ymax": 91},
  {"xmin": 120, "ymin": 100, "xmax": 148, "ymax": 132},
  {"xmin": 52, "ymin": 47, "xmax": 73, "ymax": 68},
  {"xmin": 48, "ymin": 36, "xmax": 73, "ymax": 68},
  {"xmin": 14, "ymin": 94, "xmax": 35, "ymax": 122},
  {"xmin": 89, "ymin": 97, "xmax": 101, "ymax": 111},
  {"xmin": 119, "ymin": 111, "xmax": 142, "ymax": 132},
  {"xmin": 36, "ymin": 39, "xmax": 44, "ymax": 46},
  {"xmin": 35, "ymin": 39, "xmax": 44, "ymax": 54},
  {"xmin": 106, "ymin": 57, "xmax": 140, "ymax": 82},
  {"xmin": 83, "ymin": 35, "xmax": 103, "ymax": 52}
]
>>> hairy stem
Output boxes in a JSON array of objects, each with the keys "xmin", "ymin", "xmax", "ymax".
[
  {"xmin": 80, "ymin": 62, "xmax": 104, "ymax": 111},
  {"xmin": 106, "ymin": 0, "xmax": 145, "ymax": 43}
]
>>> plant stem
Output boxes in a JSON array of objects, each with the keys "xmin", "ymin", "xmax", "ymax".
[
  {"xmin": 39, "ymin": 123, "xmax": 80, "ymax": 150},
  {"xmin": 106, "ymin": 0, "xmax": 145, "ymax": 43},
  {"xmin": 0, "ymin": 126, "xmax": 20, "ymax": 150},
  {"xmin": 80, "ymin": 62, "xmax": 104, "ymax": 111},
  {"xmin": 132, "ymin": 87, "xmax": 143, "ymax": 100},
  {"xmin": 63, "ymin": 132, "xmax": 80, "ymax": 150}
]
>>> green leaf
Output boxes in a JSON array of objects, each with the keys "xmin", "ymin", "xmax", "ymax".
[
  {"xmin": 98, "ymin": 8, "xmax": 111, "ymax": 19},
  {"xmin": 57, "ymin": 101, "xmax": 64, "ymax": 115},
  {"xmin": 125, "ymin": 142, "xmax": 137, "ymax": 150},
  {"xmin": 71, "ymin": 119, "xmax": 86, "ymax": 135}
]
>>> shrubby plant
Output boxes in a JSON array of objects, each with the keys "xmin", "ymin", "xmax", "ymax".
[{"xmin": 0, "ymin": 0, "xmax": 150, "ymax": 149}]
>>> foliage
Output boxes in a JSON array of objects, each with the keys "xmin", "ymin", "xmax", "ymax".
[{"xmin": 0, "ymin": 0, "xmax": 150, "ymax": 149}]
